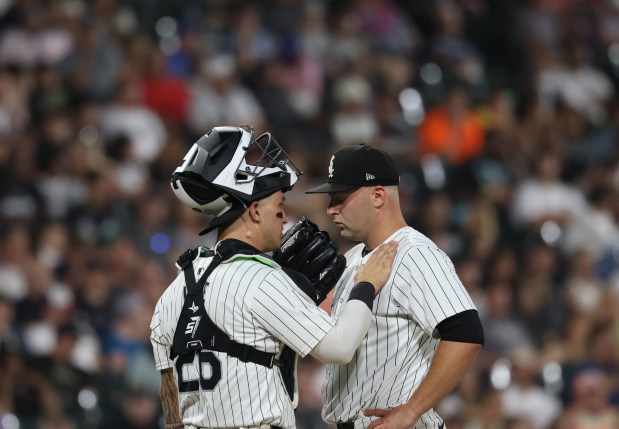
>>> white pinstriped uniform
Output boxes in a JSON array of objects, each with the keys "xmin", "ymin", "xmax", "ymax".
[
  {"xmin": 322, "ymin": 227, "xmax": 476, "ymax": 429},
  {"xmin": 151, "ymin": 250, "xmax": 335, "ymax": 429}
]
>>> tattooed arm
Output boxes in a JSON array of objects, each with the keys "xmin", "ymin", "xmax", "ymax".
[{"xmin": 160, "ymin": 368, "xmax": 184, "ymax": 429}]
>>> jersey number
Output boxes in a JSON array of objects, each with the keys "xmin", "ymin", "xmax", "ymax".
[{"xmin": 176, "ymin": 350, "xmax": 222, "ymax": 392}]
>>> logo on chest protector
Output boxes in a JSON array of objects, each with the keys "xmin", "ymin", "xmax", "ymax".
[{"xmin": 185, "ymin": 315, "xmax": 201, "ymax": 337}]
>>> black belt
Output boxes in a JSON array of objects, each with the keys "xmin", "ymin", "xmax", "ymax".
[{"xmin": 338, "ymin": 421, "xmax": 443, "ymax": 429}]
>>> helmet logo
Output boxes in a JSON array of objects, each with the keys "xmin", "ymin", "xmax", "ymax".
[{"xmin": 328, "ymin": 156, "xmax": 335, "ymax": 178}]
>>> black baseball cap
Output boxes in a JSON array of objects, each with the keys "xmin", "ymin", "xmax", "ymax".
[{"xmin": 306, "ymin": 144, "xmax": 400, "ymax": 194}]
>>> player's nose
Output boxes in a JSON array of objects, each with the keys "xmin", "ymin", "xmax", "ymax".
[{"xmin": 327, "ymin": 204, "xmax": 339, "ymax": 216}]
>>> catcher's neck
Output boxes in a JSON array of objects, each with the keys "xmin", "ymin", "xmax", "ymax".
[
  {"xmin": 217, "ymin": 219, "xmax": 269, "ymax": 253},
  {"xmin": 217, "ymin": 217, "xmax": 279, "ymax": 253},
  {"xmin": 217, "ymin": 230, "xmax": 267, "ymax": 252}
]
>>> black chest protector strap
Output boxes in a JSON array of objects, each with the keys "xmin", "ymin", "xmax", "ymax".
[{"xmin": 170, "ymin": 246, "xmax": 277, "ymax": 368}]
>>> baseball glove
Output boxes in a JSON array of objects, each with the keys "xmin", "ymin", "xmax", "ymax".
[{"xmin": 273, "ymin": 217, "xmax": 346, "ymax": 304}]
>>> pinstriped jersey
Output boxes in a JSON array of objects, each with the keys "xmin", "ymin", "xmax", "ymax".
[
  {"xmin": 322, "ymin": 227, "xmax": 476, "ymax": 429},
  {"xmin": 150, "ymin": 250, "xmax": 335, "ymax": 429}
]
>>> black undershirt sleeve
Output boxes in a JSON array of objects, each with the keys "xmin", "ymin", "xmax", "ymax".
[
  {"xmin": 435, "ymin": 309, "xmax": 484, "ymax": 345},
  {"xmin": 347, "ymin": 281, "xmax": 375, "ymax": 310}
]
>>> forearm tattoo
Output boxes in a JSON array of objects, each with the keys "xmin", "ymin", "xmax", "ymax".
[{"xmin": 160, "ymin": 368, "xmax": 182, "ymax": 425}]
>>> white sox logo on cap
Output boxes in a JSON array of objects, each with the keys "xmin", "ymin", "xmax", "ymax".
[{"xmin": 306, "ymin": 144, "xmax": 399, "ymax": 194}]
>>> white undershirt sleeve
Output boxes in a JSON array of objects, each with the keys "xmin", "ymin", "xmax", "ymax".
[{"xmin": 309, "ymin": 300, "xmax": 372, "ymax": 364}]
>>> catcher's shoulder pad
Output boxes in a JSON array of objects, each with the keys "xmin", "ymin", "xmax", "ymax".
[
  {"xmin": 225, "ymin": 254, "xmax": 276, "ymax": 267},
  {"xmin": 176, "ymin": 246, "xmax": 213, "ymax": 270}
]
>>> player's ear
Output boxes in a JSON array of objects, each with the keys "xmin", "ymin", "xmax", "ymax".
[
  {"xmin": 371, "ymin": 186, "xmax": 387, "ymax": 209},
  {"xmin": 248, "ymin": 200, "xmax": 261, "ymax": 223}
]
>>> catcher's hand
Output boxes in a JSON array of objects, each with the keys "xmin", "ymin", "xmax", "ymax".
[{"xmin": 273, "ymin": 217, "xmax": 346, "ymax": 304}]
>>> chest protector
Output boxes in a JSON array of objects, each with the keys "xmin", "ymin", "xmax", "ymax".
[{"xmin": 170, "ymin": 240, "xmax": 278, "ymax": 368}]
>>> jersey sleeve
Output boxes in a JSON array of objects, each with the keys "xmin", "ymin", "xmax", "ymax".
[
  {"xmin": 150, "ymin": 296, "xmax": 173, "ymax": 370},
  {"xmin": 391, "ymin": 245, "xmax": 477, "ymax": 334},
  {"xmin": 249, "ymin": 270, "xmax": 335, "ymax": 357},
  {"xmin": 150, "ymin": 277, "xmax": 184, "ymax": 371}
]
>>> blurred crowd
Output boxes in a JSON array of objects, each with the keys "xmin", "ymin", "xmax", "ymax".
[{"xmin": 1, "ymin": 0, "xmax": 619, "ymax": 428}]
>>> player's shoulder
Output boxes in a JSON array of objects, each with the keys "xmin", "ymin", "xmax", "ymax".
[
  {"xmin": 391, "ymin": 226, "xmax": 436, "ymax": 250},
  {"xmin": 390, "ymin": 227, "xmax": 451, "ymax": 268},
  {"xmin": 223, "ymin": 252, "xmax": 279, "ymax": 269},
  {"xmin": 178, "ymin": 245, "xmax": 278, "ymax": 268},
  {"xmin": 154, "ymin": 271, "xmax": 185, "ymax": 310},
  {"xmin": 222, "ymin": 253, "xmax": 291, "ymax": 288},
  {"xmin": 173, "ymin": 245, "xmax": 213, "ymax": 271}
]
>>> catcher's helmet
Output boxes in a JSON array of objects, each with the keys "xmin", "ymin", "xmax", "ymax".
[{"xmin": 171, "ymin": 125, "xmax": 301, "ymax": 234}]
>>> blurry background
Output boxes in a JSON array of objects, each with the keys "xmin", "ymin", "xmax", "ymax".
[{"xmin": 1, "ymin": 0, "xmax": 619, "ymax": 428}]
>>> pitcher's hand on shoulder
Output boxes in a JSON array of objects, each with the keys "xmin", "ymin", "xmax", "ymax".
[{"xmin": 354, "ymin": 241, "xmax": 398, "ymax": 295}]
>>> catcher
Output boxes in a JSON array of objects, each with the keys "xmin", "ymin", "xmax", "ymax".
[{"xmin": 149, "ymin": 125, "xmax": 397, "ymax": 429}]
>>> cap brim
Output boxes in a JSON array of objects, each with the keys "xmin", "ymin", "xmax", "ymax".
[{"xmin": 305, "ymin": 182, "xmax": 359, "ymax": 194}]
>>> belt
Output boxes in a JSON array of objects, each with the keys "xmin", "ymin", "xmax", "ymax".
[{"xmin": 338, "ymin": 421, "xmax": 443, "ymax": 429}]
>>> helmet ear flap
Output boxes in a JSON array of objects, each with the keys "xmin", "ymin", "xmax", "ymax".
[
  {"xmin": 172, "ymin": 174, "xmax": 220, "ymax": 205},
  {"xmin": 170, "ymin": 173, "xmax": 230, "ymax": 214}
]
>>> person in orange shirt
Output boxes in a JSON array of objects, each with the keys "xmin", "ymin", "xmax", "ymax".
[{"xmin": 418, "ymin": 83, "xmax": 485, "ymax": 165}]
